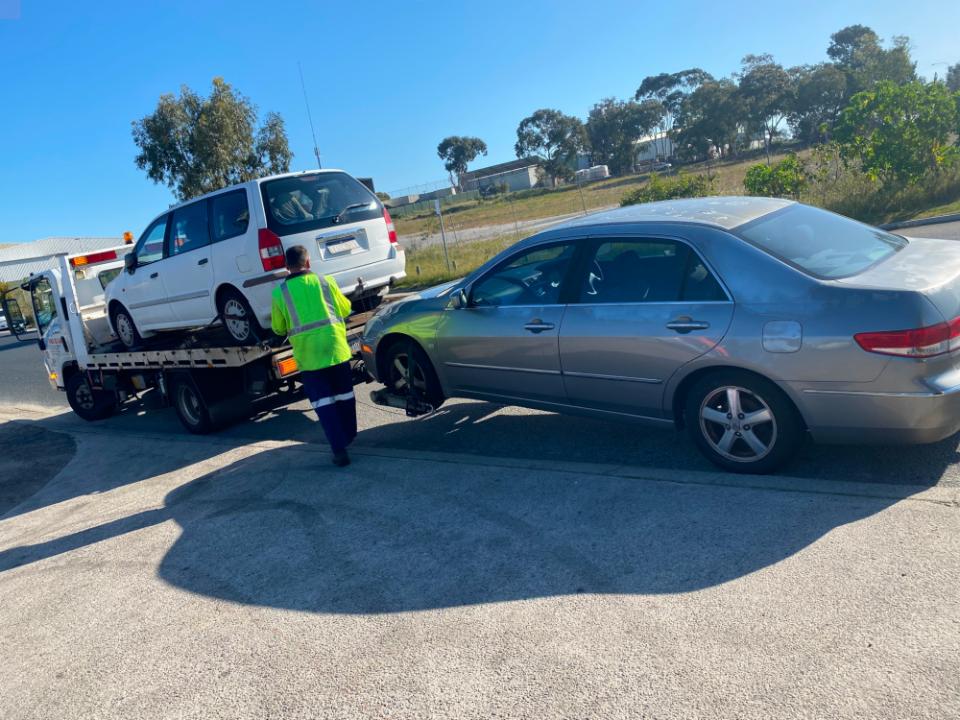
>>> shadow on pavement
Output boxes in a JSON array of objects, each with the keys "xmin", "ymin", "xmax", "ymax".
[{"xmin": 0, "ymin": 435, "xmax": 941, "ymax": 613}]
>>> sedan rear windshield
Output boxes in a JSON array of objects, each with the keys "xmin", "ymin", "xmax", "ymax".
[
  {"xmin": 735, "ymin": 204, "xmax": 907, "ymax": 279},
  {"xmin": 261, "ymin": 172, "xmax": 380, "ymax": 236}
]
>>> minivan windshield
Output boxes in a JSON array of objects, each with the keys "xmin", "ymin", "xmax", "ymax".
[
  {"xmin": 735, "ymin": 204, "xmax": 907, "ymax": 279},
  {"xmin": 261, "ymin": 172, "xmax": 380, "ymax": 236}
]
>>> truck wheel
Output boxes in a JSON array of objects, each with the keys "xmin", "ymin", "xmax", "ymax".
[
  {"xmin": 685, "ymin": 370, "xmax": 803, "ymax": 475},
  {"xmin": 111, "ymin": 304, "xmax": 142, "ymax": 349},
  {"xmin": 171, "ymin": 376, "xmax": 214, "ymax": 434},
  {"xmin": 66, "ymin": 373, "xmax": 116, "ymax": 421},
  {"xmin": 217, "ymin": 289, "xmax": 261, "ymax": 346}
]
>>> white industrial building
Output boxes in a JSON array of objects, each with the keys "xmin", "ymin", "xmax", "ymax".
[{"xmin": 0, "ymin": 237, "xmax": 121, "ymax": 285}]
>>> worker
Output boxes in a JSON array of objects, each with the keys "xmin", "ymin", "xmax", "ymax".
[{"xmin": 271, "ymin": 245, "xmax": 357, "ymax": 466}]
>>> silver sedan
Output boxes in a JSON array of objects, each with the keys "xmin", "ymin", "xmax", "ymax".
[{"xmin": 360, "ymin": 197, "xmax": 960, "ymax": 473}]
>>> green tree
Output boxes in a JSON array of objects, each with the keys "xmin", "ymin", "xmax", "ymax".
[
  {"xmin": 788, "ymin": 63, "xmax": 848, "ymax": 143},
  {"xmin": 634, "ymin": 68, "xmax": 713, "ymax": 159},
  {"xmin": 743, "ymin": 153, "xmax": 808, "ymax": 198},
  {"xmin": 132, "ymin": 77, "xmax": 292, "ymax": 201},
  {"xmin": 827, "ymin": 25, "xmax": 915, "ymax": 98},
  {"xmin": 586, "ymin": 98, "xmax": 664, "ymax": 174},
  {"xmin": 514, "ymin": 109, "xmax": 588, "ymax": 185},
  {"xmin": 738, "ymin": 54, "xmax": 795, "ymax": 162},
  {"xmin": 946, "ymin": 63, "xmax": 960, "ymax": 92},
  {"xmin": 672, "ymin": 80, "xmax": 744, "ymax": 161},
  {"xmin": 436, "ymin": 136, "xmax": 488, "ymax": 189},
  {"xmin": 834, "ymin": 81, "xmax": 959, "ymax": 183}
]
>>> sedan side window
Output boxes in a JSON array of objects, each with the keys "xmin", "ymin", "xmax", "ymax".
[
  {"xmin": 134, "ymin": 215, "xmax": 168, "ymax": 266},
  {"xmin": 168, "ymin": 201, "xmax": 211, "ymax": 256},
  {"xmin": 579, "ymin": 239, "xmax": 727, "ymax": 303},
  {"xmin": 471, "ymin": 243, "xmax": 577, "ymax": 307}
]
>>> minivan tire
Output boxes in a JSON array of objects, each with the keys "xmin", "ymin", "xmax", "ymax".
[
  {"xmin": 111, "ymin": 303, "xmax": 142, "ymax": 349},
  {"xmin": 685, "ymin": 370, "xmax": 803, "ymax": 474},
  {"xmin": 66, "ymin": 372, "xmax": 117, "ymax": 421},
  {"xmin": 217, "ymin": 288, "xmax": 261, "ymax": 346}
]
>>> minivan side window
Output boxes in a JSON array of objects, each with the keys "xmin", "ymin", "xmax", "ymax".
[
  {"xmin": 210, "ymin": 190, "xmax": 250, "ymax": 243},
  {"xmin": 135, "ymin": 215, "xmax": 168, "ymax": 266},
  {"xmin": 168, "ymin": 201, "xmax": 211, "ymax": 256},
  {"xmin": 471, "ymin": 243, "xmax": 577, "ymax": 307},
  {"xmin": 578, "ymin": 239, "xmax": 727, "ymax": 303}
]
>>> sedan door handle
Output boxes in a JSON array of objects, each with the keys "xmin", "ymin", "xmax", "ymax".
[
  {"xmin": 197, "ymin": 258, "xmax": 209, "ymax": 266},
  {"xmin": 149, "ymin": 272, "xmax": 159, "ymax": 279},
  {"xmin": 666, "ymin": 317, "xmax": 710, "ymax": 333},
  {"xmin": 524, "ymin": 319, "xmax": 555, "ymax": 333}
]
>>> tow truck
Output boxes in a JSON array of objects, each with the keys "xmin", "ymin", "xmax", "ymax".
[{"xmin": 12, "ymin": 247, "xmax": 385, "ymax": 433}]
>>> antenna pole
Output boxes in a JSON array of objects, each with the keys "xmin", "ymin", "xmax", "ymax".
[{"xmin": 298, "ymin": 61, "xmax": 322, "ymax": 168}]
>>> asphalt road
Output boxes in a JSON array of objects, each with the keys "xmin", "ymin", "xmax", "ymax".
[{"xmin": 0, "ymin": 330, "xmax": 66, "ymax": 410}]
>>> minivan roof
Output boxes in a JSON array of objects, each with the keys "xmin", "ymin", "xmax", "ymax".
[{"xmin": 161, "ymin": 169, "xmax": 349, "ymax": 213}]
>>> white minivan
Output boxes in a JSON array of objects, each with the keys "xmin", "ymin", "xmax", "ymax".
[{"xmin": 105, "ymin": 169, "xmax": 405, "ymax": 348}]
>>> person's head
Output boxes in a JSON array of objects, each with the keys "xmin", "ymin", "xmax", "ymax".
[{"xmin": 285, "ymin": 245, "xmax": 310, "ymax": 271}]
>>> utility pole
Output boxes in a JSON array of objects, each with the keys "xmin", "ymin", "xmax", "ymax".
[
  {"xmin": 435, "ymin": 199, "xmax": 451, "ymax": 272},
  {"xmin": 298, "ymin": 61, "xmax": 322, "ymax": 168}
]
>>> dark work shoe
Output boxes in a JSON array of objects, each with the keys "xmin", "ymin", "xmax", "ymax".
[{"xmin": 332, "ymin": 450, "xmax": 351, "ymax": 467}]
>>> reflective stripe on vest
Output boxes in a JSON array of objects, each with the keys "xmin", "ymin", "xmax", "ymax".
[{"xmin": 279, "ymin": 276, "xmax": 345, "ymax": 337}]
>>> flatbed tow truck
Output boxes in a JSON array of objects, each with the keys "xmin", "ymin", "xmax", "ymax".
[{"xmin": 9, "ymin": 247, "xmax": 394, "ymax": 433}]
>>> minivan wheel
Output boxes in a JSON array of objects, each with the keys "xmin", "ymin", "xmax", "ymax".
[
  {"xmin": 66, "ymin": 373, "xmax": 116, "ymax": 421},
  {"xmin": 110, "ymin": 304, "xmax": 142, "ymax": 349},
  {"xmin": 217, "ymin": 289, "xmax": 260, "ymax": 346},
  {"xmin": 685, "ymin": 371, "xmax": 803, "ymax": 474}
]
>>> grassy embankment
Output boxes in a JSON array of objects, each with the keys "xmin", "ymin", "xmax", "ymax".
[{"xmin": 395, "ymin": 153, "xmax": 789, "ymax": 288}]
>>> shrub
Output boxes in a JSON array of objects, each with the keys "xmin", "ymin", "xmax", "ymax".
[
  {"xmin": 620, "ymin": 171, "xmax": 714, "ymax": 206},
  {"xmin": 743, "ymin": 153, "xmax": 808, "ymax": 199}
]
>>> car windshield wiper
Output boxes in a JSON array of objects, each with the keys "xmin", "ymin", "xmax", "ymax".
[{"xmin": 331, "ymin": 202, "xmax": 373, "ymax": 224}]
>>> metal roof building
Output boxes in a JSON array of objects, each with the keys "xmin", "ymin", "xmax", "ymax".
[{"xmin": 0, "ymin": 237, "xmax": 121, "ymax": 284}]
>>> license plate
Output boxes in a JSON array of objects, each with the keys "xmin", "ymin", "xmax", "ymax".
[{"xmin": 326, "ymin": 238, "xmax": 360, "ymax": 255}]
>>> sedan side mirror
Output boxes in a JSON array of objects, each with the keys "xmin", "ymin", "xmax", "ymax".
[
  {"xmin": 124, "ymin": 252, "xmax": 137, "ymax": 274},
  {"xmin": 454, "ymin": 288, "xmax": 469, "ymax": 309}
]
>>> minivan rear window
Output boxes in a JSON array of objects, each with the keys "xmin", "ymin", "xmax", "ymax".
[
  {"xmin": 261, "ymin": 172, "xmax": 380, "ymax": 236},
  {"xmin": 735, "ymin": 204, "xmax": 907, "ymax": 279}
]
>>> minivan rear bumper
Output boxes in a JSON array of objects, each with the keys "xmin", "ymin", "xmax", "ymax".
[{"xmin": 797, "ymin": 383, "xmax": 960, "ymax": 444}]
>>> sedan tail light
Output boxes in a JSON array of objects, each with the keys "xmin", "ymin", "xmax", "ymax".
[
  {"xmin": 855, "ymin": 317, "xmax": 960, "ymax": 358},
  {"xmin": 258, "ymin": 228, "xmax": 285, "ymax": 271},
  {"xmin": 383, "ymin": 207, "xmax": 398, "ymax": 244}
]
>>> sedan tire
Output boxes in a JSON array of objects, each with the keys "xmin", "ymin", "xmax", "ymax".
[
  {"xmin": 685, "ymin": 370, "xmax": 803, "ymax": 474},
  {"xmin": 382, "ymin": 339, "xmax": 445, "ymax": 409}
]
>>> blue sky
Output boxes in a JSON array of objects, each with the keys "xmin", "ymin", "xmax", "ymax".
[{"xmin": 0, "ymin": 0, "xmax": 957, "ymax": 243}]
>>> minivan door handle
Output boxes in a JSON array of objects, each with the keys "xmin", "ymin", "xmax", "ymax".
[
  {"xmin": 524, "ymin": 319, "xmax": 555, "ymax": 333},
  {"xmin": 666, "ymin": 316, "xmax": 710, "ymax": 333},
  {"xmin": 197, "ymin": 258, "xmax": 209, "ymax": 266},
  {"xmin": 149, "ymin": 272, "xmax": 159, "ymax": 279}
]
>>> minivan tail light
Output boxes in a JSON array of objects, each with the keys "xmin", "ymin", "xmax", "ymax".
[
  {"xmin": 854, "ymin": 317, "xmax": 960, "ymax": 358},
  {"xmin": 258, "ymin": 228, "xmax": 285, "ymax": 271},
  {"xmin": 383, "ymin": 207, "xmax": 398, "ymax": 244}
]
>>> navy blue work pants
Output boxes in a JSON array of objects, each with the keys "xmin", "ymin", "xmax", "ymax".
[{"xmin": 299, "ymin": 362, "xmax": 357, "ymax": 453}]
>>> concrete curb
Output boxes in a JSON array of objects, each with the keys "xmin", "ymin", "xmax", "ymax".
[{"xmin": 880, "ymin": 212, "xmax": 960, "ymax": 231}]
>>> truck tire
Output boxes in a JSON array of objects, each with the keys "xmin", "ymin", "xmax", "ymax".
[
  {"xmin": 66, "ymin": 373, "xmax": 116, "ymax": 422},
  {"xmin": 171, "ymin": 376, "xmax": 214, "ymax": 434}
]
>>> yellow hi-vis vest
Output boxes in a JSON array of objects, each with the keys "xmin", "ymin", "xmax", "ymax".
[{"xmin": 271, "ymin": 272, "xmax": 353, "ymax": 371}]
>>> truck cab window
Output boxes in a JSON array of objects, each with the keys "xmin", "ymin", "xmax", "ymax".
[{"xmin": 32, "ymin": 277, "xmax": 58, "ymax": 335}]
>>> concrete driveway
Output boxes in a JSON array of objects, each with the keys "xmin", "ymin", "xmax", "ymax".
[{"xmin": 1, "ymin": 404, "xmax": 958, "ymax": 719}]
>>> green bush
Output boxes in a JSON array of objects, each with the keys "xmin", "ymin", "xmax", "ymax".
[
  {"xmin": 620, "ymin": 171, "xmax": 714, "ymax": 206},
  {"xmin": 743, "ymin": 153, "xmax": 808, "ymax": 199}
]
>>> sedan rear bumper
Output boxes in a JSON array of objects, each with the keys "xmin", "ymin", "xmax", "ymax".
[{"xmin": 798, "ymin": 383, "xmax": 960, "ymax": 445}]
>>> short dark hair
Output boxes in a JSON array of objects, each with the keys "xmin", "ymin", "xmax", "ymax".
[{"xmin": 285, "ymin": 245, "xmax": 309, "ymax": 270}]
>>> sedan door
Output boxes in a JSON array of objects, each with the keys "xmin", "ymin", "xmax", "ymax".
[
  {"xmin": 437, "ymin": 241, "xmax": 579, "ymax": 405},
  {"xmin": 559, "ymin": 237, "xmax": 734, "ymax": 419},
  {"xmin": 122, "ymin": 214, "xmax": 176, "ymax": 329},
  {"xmin": 163, "ymin": 199, "xmax": 216, "ymax": 325}
]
